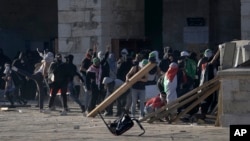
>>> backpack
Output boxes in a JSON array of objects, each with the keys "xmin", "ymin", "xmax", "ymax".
[{"xmin": 99, "ymin": 110, "xmax": 145, "ymax": 136}]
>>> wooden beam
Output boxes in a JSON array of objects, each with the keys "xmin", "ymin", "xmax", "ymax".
[
  {"xmin": 146, "ymin": 82, "xmax": 219, "ymax": 123},
  {"xmin": 140, "ymin": 77, "xmax": 220, "ymax": 122},
  {"xmin": 173, "ymin": 83, "xmax": 220, "ymax": 122},
  {"xmin": 215, "ymin": 88, "xmax": 222, "ymax": 126},
  {"xmin": 87, "ymin": 62, "xmax": 157, "ymax": 117}
]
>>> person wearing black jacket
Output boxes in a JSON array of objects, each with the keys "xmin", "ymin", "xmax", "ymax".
[
  {"xmin": 46, "ymin": 54, "xmax": 85, "ymax": 115},
  {"xmin": 64, "ymin": 54, "xmax": 85, "ymax": 113},
  {"xmin": 85, "ymin": 57, "xmax": 101, "ymax": 113}
]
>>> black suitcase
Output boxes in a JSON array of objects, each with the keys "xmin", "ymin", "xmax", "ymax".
[{"xmin": 98, "ymin": 111, "xmax": 145, "ymax": 136}]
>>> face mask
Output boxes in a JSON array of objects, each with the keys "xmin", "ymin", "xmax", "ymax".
[
  {"xmin": 3, "ymin": 66, "xmax": 10, "ymax": 74},
  {"xmin": 160, "ymin": 94, "xmax": 166, "ymax": 101},
  {"xmin": 122, "ymin": 54, "xmax": 127, "ymax": 61}
]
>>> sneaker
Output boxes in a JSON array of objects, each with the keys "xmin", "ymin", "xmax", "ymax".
[
  {"xmin": 81, "ymin": 105, "xmax": 85, "ymax": 113},
  {"xmin": 103, "ymin": 111, "xmax": 113, "ymax": 116},
  {"xmin": 50, "ymin": 106, "xmax": 56, "ymax": 111},
  {"xmin": 44, "ymin": 108, "xmax": 51, "ymax": 114},
  {"xmin": 40, "ymin": 109, "xmax": 45, "ymax": 113},
  {"xmin": 60, "ymin": 110, "xmax": 67, "ymax": 116},
  {"xmin": 139, "ymin": 116, "xmax": 144, "ymax": 120}
]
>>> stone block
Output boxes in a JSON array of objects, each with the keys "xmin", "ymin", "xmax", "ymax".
[
  {"xmin": 241, "ymin": 16, "xmax": 250, "ymax": 30},
  {"xmin": 221, "ymin": 114, "xmax": 250, "ymax": 127},
  {"xmin": 72, "ymin": 0, "xmax": 100, "ymax": 9},
  {"xmin": 241, "ymin": 3, "xmax": 250, "ymax": 16},
  {"xmin": 58, "ymin": 24, "xmax": 72, "ymax": 38},
  {"xmin": 224, "ymin": 100, "xmax": 250, "ymax": 114},
  {"xmin": 80, "ymin": 37, "xmax": 91, "ymax": 51},
  {"xmin": 58, "ymin": 0, "xmax": 71, "ymax": 11},
  {"xmin": 58, "ymin": 38, "xmax": 72, "ymax": 53},
  {"xmin": 241, "ymin": 31, "xmax": 250, "ymax": 40},
  {"xmin": 58, "ymin": 11, "xmax": 85, "ymax": 23},
  {"xmin": 239, "ymin": 79, "xmax": 250, "ymax": 91}
]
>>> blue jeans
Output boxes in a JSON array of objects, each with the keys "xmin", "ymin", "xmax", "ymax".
[{"xmin": 131, "ymin": 88, "xmax": 145, "ymax": 117}]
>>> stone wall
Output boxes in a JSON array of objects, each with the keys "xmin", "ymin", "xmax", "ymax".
[
  {"xmin": 218, "ymin": 68, "xmax": 250, "ymax": 127},
  {"xmin": 162, "ymin": 0, "xmax": 241, "ymax": 52},
  {"xmin": 241, "ymin": 0, "xmax": 250, "ymax": 39},
  {"xmin": 58, "ymin": 0, "xmax": 144, "ymax": 66},
  {"xmin": 162, "ymin": 0, "xmax": 210, "ymax": 51}
]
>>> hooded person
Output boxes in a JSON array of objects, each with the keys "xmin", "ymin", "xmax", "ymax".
[
  {"xmin": 148, "ymin": 51, "xmax": 160, "ymax": 64},
  {"xmin": 198, "ymin": 49, "xmax": 217, "ymax": 119},
  {"xmin": 80, "ymin": 48, "xmax": 95, "ymax": 81},
  {"xmin": 97, "ymin": 49, "xmax": 110, "ymax": 104},
  {"xmin": 85, "ymin": 57, "xmax": 102, "ymax": 112},
  {"xmin": 180, "ymin": 50, "xmax": 197, "ymax": 90},
  {"xmin": 145, "ymin": 52, "xmax": 161, "ymax": 100},
  {"xmin": 121, "ymin": 48, "xmax": 128, "ymax": 61},
  {"xmin": 164, "ymin": 62, "xmax": 178, "ymax": 104},
  {"xmin": 108, "ymin": 53, "xmax": 117, "ymax": 79},
  {"xmin": 63, "ymin": 54, "xmax": 85, "ymax": 113},
  {"xmin": 126, "ymin": 59, "xmax": 148, "ymax": 120},
  {"xmin": 2, "ymin": 63, "xmax": 16, "ymax": 108}
]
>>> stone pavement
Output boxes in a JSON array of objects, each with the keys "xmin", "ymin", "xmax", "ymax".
[{"xmin": 0, "ymin": 101, "xmax": 229, "ymax": 141}]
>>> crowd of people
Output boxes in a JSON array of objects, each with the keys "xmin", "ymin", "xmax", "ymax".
[{"xmin": 0, "ymin": 45, "xmax": 220, "ymax": 121}]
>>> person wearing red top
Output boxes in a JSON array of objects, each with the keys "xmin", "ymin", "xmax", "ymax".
[{"xmin": 144, "ymin": 92, "xmax": 167, "ymax": 114}]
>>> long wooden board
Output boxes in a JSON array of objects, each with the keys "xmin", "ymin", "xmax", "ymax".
[
  {"xmin": 140, "ymin": 77, "xmax": 220, "ymax": 122},
  {"xmin": 173, "ymin": 83, "xmax": 220, "ymax": 122},
  {"xmin": 146, "ymin": 82, "xmax": 219, "ymax": 123},
  {"xmin": 87, "ymin": 62, "xmax": 157, "ymax": 117}
]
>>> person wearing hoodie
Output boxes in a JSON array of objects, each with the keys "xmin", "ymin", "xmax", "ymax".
[
  {"xmin": 97, "ymin": 47, "xmax": 110, "ymax": 104},
  {"xmin": 126, "ymin": 59, "xmax": 148, "ymax": 120},
  {"xmin": 64, "ymin": 54, "xmax": 85, "ymax": 113},
  {"xmin": 85, "ymin": 57, "xmax": 102, "ymax": 113},
  {"xmin": 198, "ymin": 49, "xmax": 218, "ymax": 119},
  {"xmin": 164, "ymin": 62, "xmax": 178, "ymax": 105},
  {"xmin": 44, "ymin": 54, "xmax": 78, "ymax": 115},
  {"xmin": 80, "ymin": 48, "xmax": 95, "ymax": 82}
]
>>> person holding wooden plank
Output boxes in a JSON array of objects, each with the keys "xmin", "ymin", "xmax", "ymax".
[{"xmin": 126, "ymin": 59, "xmax": 148, "ymax": 120}]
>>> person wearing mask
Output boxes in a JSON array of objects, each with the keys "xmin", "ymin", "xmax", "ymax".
[
  {"xmin": 107, "ymin": 53, "xmax": 117, "ymax": 79},
  {"xmin": 2, "ymin": 63, "xmax": 16, "ymax": 108},
  {"xmin": 0, "ymin": 48, "xmax": 12, "ymax": 89},
  {"xmin": 126, "ymin": 59, "xmax": 148, "ymax": 120},
  {"xmin": 198, "ymin": 49, "xmax": 218, "ymax": 119},
  {"xmin": 102, "ymin": 77, "xmax": 129, "ymax": 117},
  {"xmin": 116, "ymin": 48, "xmax": 133, "ymax": 115},
  {"xmin": 80, "ymin": 47, "xmax": 96, "ymax": 82},
  {"xmin": 180, "ymin": 51, "xmax": 197, "ymax": 90},
  {"xmin": 144, "ymin": 91, "xmax": 167, "ymax": 115},
  {"xmin": 11, "ymin": 52, "xmax": 29, "ymax": 105},
  {"xmin": 163, "ymin": 62, "xmax": 179, "ymax": 121},
  {"xmin": 64, "ymin": 54, "xmax": 85, "ymax": 113},
  {"xmin": 44, "ymin": 55, "xmax": 76, "ymax": 115},
  {"xmin": 97, "ymin": 46, "xmax": 110, "ymax": 104},
  {"xmin": 85, "ymin": 57, "xmax": 102, "ymax": 113},
  {"xmin": 145, "ymin": 52, "xmax": 161, "ymax": 100}
]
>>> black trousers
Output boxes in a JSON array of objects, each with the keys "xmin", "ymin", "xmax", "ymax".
[{"xmin": 14, "ymin": 69, "xmax": 45, "ymax": 109}]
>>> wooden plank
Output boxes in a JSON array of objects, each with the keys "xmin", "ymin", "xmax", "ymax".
[
  {"xmin": 87, "ymin": 62, "xmax": 157, "ymax": 117},
  {"xmin": 215, "ymin": 89, "xmax": 222, "ymax": 126},
  {"xmin": 146, "ymin": 82, "xmax": 219, "ymax": 123},
  {"xmin": 140, "ymin": 77, "xmax": 219, "ymax": 122},
  {"xmin": 173, "ymin": 83, "xmax": 220, "ymax": 122}
]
